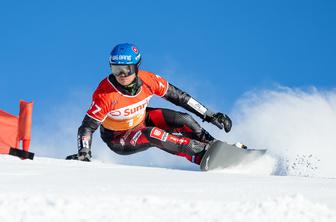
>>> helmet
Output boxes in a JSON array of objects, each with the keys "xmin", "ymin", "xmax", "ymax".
[{"xmin": 109, "ymin": 43, "xmax": 141, "ymax": 65}]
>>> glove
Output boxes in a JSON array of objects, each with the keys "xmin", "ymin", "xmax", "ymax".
[
  {"xmin": 212, "ymin": 112, "xmax": 232, "ymax": 132},
  {"xmin": 77, "ymin": 148, "xmax": 91, "ymax": 162},
  {"xmin": 205, "ymin": 112, "xmax": 232, "ymax": 133}
]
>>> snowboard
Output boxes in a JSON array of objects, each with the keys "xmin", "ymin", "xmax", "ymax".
[{"xmin": 200, "ymin": 140, "xmax": 267, "ymax": 171}]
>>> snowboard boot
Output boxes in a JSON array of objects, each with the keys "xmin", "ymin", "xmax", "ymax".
[
  {"xmin": 190, "ymin": 140, "xmax": 216, "ymax": 165},
  {"xmin": 181, "ymin": 139, "xmax": 207, "ymax": 165},
  {"xmin": 192, "ymin": 149, "xmax": 206, "ymax": 165},
  {"xmin": 198, "ymin": 128, "xmax": 215, "ymax": 143}
]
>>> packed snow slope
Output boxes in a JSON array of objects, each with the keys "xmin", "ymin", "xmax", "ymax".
[
  {"xmin": 0, "ymin": 155, "xmax": 336, "ymax": 222},
  {"xmin": 1, "ymin": 87, "xmax": 335, "ymax": 222}
]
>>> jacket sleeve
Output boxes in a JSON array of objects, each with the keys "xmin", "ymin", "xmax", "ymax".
[
  {"xmin": 163, "ymin": 83, "xmax": 215, "ymax": 121},
  {"xmin": 77, "ymin": 115, "xmax": 101, "ymax": 153}
]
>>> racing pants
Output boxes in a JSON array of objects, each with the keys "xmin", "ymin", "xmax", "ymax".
[{"xmin": 100, "ymin": 107, "xmax": 214, "ymax": 165}]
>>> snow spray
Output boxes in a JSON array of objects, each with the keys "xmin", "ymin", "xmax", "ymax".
[{"xmin": 225, "ymin": 86, "xmax": 336, "ymax": 178}]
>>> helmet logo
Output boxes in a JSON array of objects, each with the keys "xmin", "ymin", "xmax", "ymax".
[
  {"xmin": 132, "ymin": 46, "xmax": 139, "ymax": 54},
  {"xmin": 111, "ymin": 55, "xmax": 132, "ymax": 61}
]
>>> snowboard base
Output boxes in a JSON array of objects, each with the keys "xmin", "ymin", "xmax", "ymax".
[{"xmin": 200, "ymin": 140, "xmax": 266, "ymax": 171}]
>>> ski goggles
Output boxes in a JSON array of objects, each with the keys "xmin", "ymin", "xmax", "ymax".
[{"xmin": 111, "ymin": 64, "xmax": 136, "ymax": 77}]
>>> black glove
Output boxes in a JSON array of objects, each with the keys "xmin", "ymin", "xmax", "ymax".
[
  {"xmin": 205, "ymin": 112, "xmax": 232, "ymax": 133},
  {"xmin": 65, "ymin": 150, "xmax": 92, "ymax": 161},
  {"xmin": 77, "ymin": 148, "xmax": 91, "ymax": 162}
]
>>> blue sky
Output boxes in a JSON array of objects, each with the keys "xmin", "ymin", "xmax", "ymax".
[{"xmin": 1, "ymin": 0, "xmax": 335, "ymax": 125}]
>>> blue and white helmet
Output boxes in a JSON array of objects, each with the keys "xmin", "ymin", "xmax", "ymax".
[{"xmin": 109, "ymin": 43, "xmax": 141, "ymax": 65}]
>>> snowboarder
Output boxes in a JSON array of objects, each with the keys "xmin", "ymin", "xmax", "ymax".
[{"xmin": 73, "ymin": 43, "xmax": 232, "ymax": 165}]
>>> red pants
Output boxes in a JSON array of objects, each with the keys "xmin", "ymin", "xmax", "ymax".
[{"xmin": 100, "ymin": 108, "xmax": 214, "ymax": 164}]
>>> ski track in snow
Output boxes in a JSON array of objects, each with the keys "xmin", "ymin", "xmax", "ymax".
[{"xmin": 0, "ymin": 156, "xmax": 336, "ymax": 222}]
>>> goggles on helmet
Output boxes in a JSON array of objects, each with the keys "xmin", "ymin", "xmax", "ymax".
[{"xmin": 111, "ymin": 64, "xmax": 136, "ymax": 77}]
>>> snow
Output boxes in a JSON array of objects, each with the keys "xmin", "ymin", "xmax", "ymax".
[
  {"xmin": 0, "ymin": 155, "xmax": 335, "ymax": 222},
  {"xmin": 226, "ymin": 87, "xmax": 336, "ymax": 178},
  {"xmin": 1, "ymin": 87, "xmax": 336, "ymax": 221}
]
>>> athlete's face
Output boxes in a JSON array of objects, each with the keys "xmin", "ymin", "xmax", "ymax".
[{"xmin": 115, "ymin": 73, "xmax": 136, "ymax": 86}]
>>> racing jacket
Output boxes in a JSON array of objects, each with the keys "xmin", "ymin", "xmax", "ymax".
[{"xmin": 77, "ymin": 70, "xmax": 215, "ymax": 154}]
